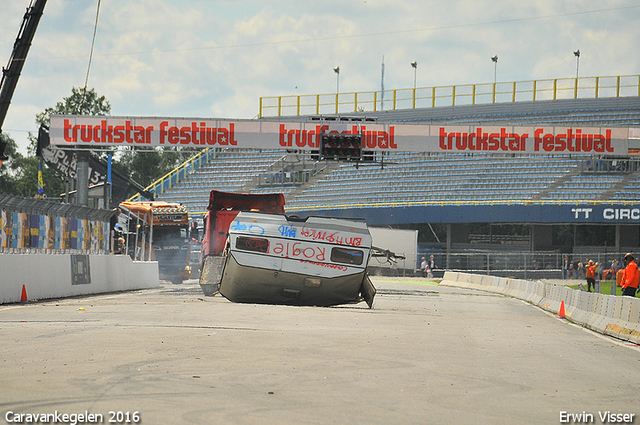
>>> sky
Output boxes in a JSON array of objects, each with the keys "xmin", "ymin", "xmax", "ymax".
[{"xmin": 1, "ymin": 0, "xmax": 640, "ymax": 154}]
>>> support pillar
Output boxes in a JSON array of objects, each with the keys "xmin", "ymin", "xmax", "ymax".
[{"xmin": 76, "ymin": 150, "xmax": 90, "ymax": 206}]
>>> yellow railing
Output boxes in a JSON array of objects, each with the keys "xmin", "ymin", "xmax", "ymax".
[{"xmin": 259, "ymin": 74, "xmax": 640, "ymax": 118}]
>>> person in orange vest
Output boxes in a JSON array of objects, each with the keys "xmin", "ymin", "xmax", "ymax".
[
  {"xmin": 585, "ymin": 260, "xmax": 596, "ymax": 292},
  {"xmin": 621, "ymin": 253, "xmax": 639, "ymax": 297}
]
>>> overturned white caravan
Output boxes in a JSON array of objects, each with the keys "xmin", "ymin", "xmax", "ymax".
[{"xmin": 200, "ymin": 210, "xmax": 376, "ymax": 308}]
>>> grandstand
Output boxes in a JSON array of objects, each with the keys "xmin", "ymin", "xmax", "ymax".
[
  {"xmin": 155, "ymin": 149, "xmax": 639, "ymax": 209},
  {"xmin": 145, "ymin": 82, "xmax": 640, "ymax": 272},
  {"xmin": 154, "ymin": 96, "xmax": 640, "ymax": 211}
]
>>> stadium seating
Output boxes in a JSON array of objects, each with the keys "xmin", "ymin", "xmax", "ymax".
[
  {"xmin": 158, "ymin": 149, "xmax": 286, "ymax": 213},
  {"xmin": 156, "ymin": 148, "xmax": 640, "ymax": 213},
  {"xmin": 154, "ymin": 97, "xmax": 640, "ymax": 213}
]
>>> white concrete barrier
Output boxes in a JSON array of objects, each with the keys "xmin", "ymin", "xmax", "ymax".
[
  {"xmin": 0, "ymin": 254, "xmax": 159, "ymax": 304},
  {"xmin": 441, "ymin": 271, "xmax": 640, "ymax": 344},
  {"xmin": 590, "ymin": 294, "xmax": 612, "ymax": 334}
]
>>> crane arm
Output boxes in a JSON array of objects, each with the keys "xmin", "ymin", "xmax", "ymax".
[{"xmin": 0, "ymin": 0, "xmax": 47, "ymax": 160}]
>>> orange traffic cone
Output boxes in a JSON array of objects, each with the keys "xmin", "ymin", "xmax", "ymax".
[
  {"xmin": 558, "ymin": 300, "xmax": 566, "ymax": 319},
  {"xmin": 20, "ymin": 285, "xmax": 28, "ymax": 303}
]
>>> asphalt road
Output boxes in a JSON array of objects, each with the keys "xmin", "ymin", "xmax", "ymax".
[{"xmin": 1, "ymin": 277, "xmax": 638, "ymax": 425}]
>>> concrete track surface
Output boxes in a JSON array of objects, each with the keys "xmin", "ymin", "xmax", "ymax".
[{"xmin": 1, "ymin": 278, "xmax": 638, "ymax": 425}]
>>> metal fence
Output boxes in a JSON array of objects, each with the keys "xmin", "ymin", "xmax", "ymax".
[
  {"xmin": 0, "ymin": 193, "xmax": 115, "ymax": 255},
  {"xmin": 429, "ymin": 251, "xmax": 628, "ymax": 280}
]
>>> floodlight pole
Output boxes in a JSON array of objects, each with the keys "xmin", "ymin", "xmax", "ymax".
[
  {"xmin": 491, "ymin": 55, "xmax": 498, "ymax": 84},
  {"xmin": 573, "ymin": 50, "xmax": 580, "ymax": 98},
  {"xmin": 411, "ymin": 61, "xmax": 417, "ymax": 90},
  {"xmin": 334, "ymin": 66, "xmax": 340, "ymax": 113}
]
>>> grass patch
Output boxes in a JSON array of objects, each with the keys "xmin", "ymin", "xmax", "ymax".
[
  {"xmin": 369, "ymin": 276, "xmax": 441, "ymax": 286},
  {"xmin": 568, "ymin": 280, "xmax": 632, "ymax": 296}
]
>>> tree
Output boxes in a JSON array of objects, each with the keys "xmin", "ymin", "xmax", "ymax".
[
  {"xmin": 2, "ymin": 87, "xmax": 112, "ymax": 199},
  {"xmin": 117, "ymin": 146, "xmax": 195, "ymax": 188},
  {"xmin": 33, "ymin": 86, "xmax": 111, "ymax": 156},
  {"xmin": 0, "ymin": 133, "xmax": 21, "ymax": 194},
  {"xmin": 35, "ymin": 86, "xmax": 190, "ymax": 190},
  {"xmin": 35, "ymin": 87, "xmax": 111, "ymax": 126},
  {"xmin": 118, "ymin": 147, "xmax": 164, "ymax": 187},
  {"xmin": 2, "ymin": 86, "xmax": 194, "ymax": 199}
]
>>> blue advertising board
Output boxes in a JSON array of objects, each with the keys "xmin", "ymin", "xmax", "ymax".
[{"xmin": 293, "ymin": 203, "xmax": 640, "ymax": 226}]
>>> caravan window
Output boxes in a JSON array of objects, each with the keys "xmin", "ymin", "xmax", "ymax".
[
  {"xmin": 331, "ymin": 247, "xmax": 364, "ymax": 265},
  {"xmin": 236, "ymin": 236, "xmax": 269, "ymax": 253}
]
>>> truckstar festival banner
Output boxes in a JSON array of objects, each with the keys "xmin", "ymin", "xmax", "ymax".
[{"xmin": 49, "ymin": 115, "xmax": 633, "ymax": 156}]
